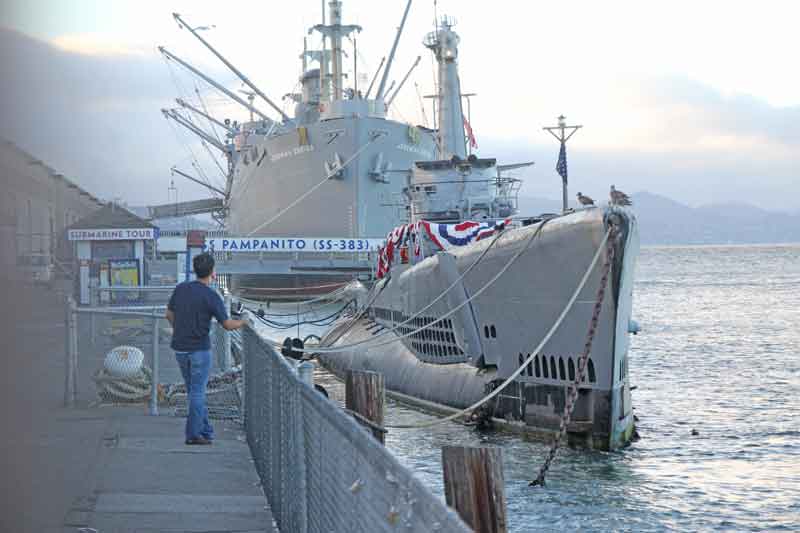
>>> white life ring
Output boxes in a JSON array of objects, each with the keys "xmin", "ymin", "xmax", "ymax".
[{"xmin": 104, "ymin": 345, "xmax": 145, "ymax": 378}]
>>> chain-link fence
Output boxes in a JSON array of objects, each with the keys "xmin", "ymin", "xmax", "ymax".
[
  {"xmin": 65, "ymin": 295, "xmax": 242, "ymax": 419},
  {"xmin": 241, "ymin": 326, "xmax": 471, "ymax": 533},
  {"xmin": 65, "ymin": 294, "xmax": 471, "ymax": 533}
]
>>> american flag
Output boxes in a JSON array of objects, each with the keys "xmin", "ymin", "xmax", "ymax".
[
  {"xmin": 463, "ymin": 117, "xmax": 478, "ymax": 149},
  {"xmin": 556, "ymin": 142, "xmax": 568, "ymax": 183}
]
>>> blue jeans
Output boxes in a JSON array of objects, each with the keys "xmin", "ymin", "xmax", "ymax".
[{"xmin": 175, "ymin": 350, "xmax": 214, "ymax": 441}]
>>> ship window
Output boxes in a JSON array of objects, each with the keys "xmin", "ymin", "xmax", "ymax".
[
  {"xmin": 559, "ymin": 357, "xmax": 566, "ymax": 381},
  {"xmin": 550, "ymin": 357, "xmax": 557, "ymax": 381},
  {"xmin": 568, "ymin": 358, "xmax": 575, "ymax": 381},
  {"xmin": 484, "ymin": 325, "xmax": 490, "ymax": 338},
  {"xmin": 490, "ymin": 325, "xmax": 496, "ymax": 338},
  {"xmin": 588, "ymin": 358, "xmax": 596, "ymax": 383},
  {"xmin": 541, "ymin": 355, "xmax": 549, "ymax": 378},
  {"xmin": 534, "ymin": 355, "xmax": 541, "ymax": 378}
]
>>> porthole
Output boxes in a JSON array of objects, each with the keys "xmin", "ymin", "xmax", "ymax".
[
  {"xmin": 484, "ymin": 325, "xmax": 490, "ymax": 338},
  {"xmin": 559, "ymin": 357, "xmax": 566, "ymax": 381},
  {"xmin": 568, "ymin": 358, "xmax": 575, "ymax": 381},
  {"xmin": 542, "ymin": 355, "xmax": 549, "ymax": 378},
  {"xmin": 490, "ymin": 325, "xmax": 497, "ymax": 338},
  {"xmin": 550, "ymin": 357, "xmax": 557, "ymax": 381}
]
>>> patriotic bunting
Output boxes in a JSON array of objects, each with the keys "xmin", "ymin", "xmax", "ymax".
[{"xmin": 376, "ymin": 218, "xmax": 511, "ymax": 279}]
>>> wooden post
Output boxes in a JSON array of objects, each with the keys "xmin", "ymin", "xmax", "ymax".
[
  {"xmin": 345, "ymin": 370, "xmax": 385, "ymax": 444},
  {"xmin": 442, "ymin": 446, "xmax": 507, "ymax": 533}
]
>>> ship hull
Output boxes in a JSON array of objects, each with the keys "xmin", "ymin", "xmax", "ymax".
[
  {"xmin": 319, "ymin": 207, "xmax": 639, "ymax": 450},
  {"xmin": 226, "ymin": 116, "xmax": 435, "ymax": 295}
]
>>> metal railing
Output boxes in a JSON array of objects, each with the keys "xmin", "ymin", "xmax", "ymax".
[
  {"xmin": 64, "ymin": 293, "xmax": 470, "ymax": 533},
  {"xmin": 239, "ymin": 324, "xmax": 470, "ymax": 533}
]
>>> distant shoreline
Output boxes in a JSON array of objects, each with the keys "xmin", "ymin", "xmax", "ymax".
[{"xmin": 641, "ymin": 242, "xmax": 800, "ymax": 249}]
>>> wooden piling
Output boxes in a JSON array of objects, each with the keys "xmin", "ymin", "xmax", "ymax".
[
  {"xmin": 345, "ymin": 370, "xmax": 385, "ymax": 444},
  {"xmin": 442, "ymin": 446, "xmax": 507, "ymax": 533}
]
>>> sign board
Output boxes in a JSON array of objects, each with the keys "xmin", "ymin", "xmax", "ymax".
[
  {"xmin": 68, "ymin": 228, "xmax": 157, "ymax": 241},
  {"xmin": 204, "ymin": 237, "xmax": 384, "ymax": 253}
]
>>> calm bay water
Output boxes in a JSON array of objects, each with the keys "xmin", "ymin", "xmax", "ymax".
[{"xmin": 263, "ymin": 244, "xmax": 800, "ymax": 532}]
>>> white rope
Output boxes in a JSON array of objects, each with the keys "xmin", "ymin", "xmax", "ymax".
[
  {"xmin": 386, "ymin": 228, "xmax": 611, "ymax": 429},
  {"xmin": 289, "ymin": 217, "xmax": 549, "ymax": 354},
  {"xmin": 246, "ymin": 131, "xmax": 388, "ymax": 237}
]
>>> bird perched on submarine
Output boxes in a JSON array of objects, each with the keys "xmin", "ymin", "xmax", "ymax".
[
  {"xmin": 609, "ymin": 185, "xmax": 632, "ymax": 206},
  {"xmin": 576, "ymin": 192, "xmax": 595, "ymax": 206}
]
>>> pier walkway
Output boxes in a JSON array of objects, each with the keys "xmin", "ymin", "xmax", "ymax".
[{"xmin": 2, "ymin": 283, "xmax": 274, "ymax": 532}]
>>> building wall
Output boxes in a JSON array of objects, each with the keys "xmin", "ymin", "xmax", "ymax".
[{"xmin": 0, "ymin": 139, "xmax": 104, "ymax": 266}]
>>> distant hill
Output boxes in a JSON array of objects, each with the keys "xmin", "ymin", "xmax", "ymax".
[
  {"xmin": 516, "ymin": 192, "xmax": 800, "ymax": 245},
  {"xmin": 126, "ymin": 206, "xmax": 217, "ymax": 232}
]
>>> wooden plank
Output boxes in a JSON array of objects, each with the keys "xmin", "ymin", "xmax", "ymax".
[
  {"xmin": 345, "ymin": 370, "xmax": 385, "ymax": 444},
  {"xmin": 442, "ymin": 446, "xmax": 507, "ymax": 533}
]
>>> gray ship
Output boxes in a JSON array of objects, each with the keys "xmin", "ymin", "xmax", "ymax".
[
  {"xmin": 317, "ymin": 17, "xmax": 640, "ymax": 451},
  {"xmin": 160, "ymin": 1, "xmax": 437, "ymax": 295}
]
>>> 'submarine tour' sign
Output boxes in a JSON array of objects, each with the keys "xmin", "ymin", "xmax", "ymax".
[
  {"xmin": 68, "ymin": 228, "xmax": 158, "ymax": 241},
  {"xmin": 205, "ymin": 236, "xmax": 383, "ymax": 253}
]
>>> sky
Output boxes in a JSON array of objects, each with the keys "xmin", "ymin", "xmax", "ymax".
[{"xmin": 1, "ymin": 0, "xmax": 799, "ymax": 211}]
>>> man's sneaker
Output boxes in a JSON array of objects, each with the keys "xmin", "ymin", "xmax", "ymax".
[{"xmin": 185, "ymin": 437, "xmax": 213, "ymax": 445}]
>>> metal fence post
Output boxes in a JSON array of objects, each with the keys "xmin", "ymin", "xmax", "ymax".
[
  {"xmin": 70, "ymin": 301, "xmax": 78, "ymax": 405},
  {"xmin": 223, "ymin": 292, "xmax": 232, "ymax": 371},
  {"xmin": 64, "ymin": 296, "xmax": 75, "ymax": 407},
  {"xmin": 297, "ymin": 361, "xmax": 314, "ymax": 387},
  {"xmin": 150, "ymin": 314, "xmax": 160, "ymax": 416}
]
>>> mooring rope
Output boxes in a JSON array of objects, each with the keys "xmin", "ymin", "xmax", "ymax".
[
  {"xmin": 255, "ymin": 217, "xmax": 547, "ymax": 355},
  {"xmin": 384, "ymin": 227, "xmax": 612, "ymax": 430}
]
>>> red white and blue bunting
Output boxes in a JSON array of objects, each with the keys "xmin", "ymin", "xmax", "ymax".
[{"xmin": 376, "ymin": 218, "xmax": 511, "ymax": 279}]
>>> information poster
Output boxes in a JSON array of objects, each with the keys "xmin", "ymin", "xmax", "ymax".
[{"xmin": 108, "ymin": 259, "xmax": 140, "ymax": 304}]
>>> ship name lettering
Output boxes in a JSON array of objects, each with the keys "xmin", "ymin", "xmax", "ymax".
[
  {"xmin": 270, "ymin": 144, "xmax": 315, "ymax": 162},
  {"xmin": 396, "ymin": 143, "xmax": 432, "ymax": 158}
]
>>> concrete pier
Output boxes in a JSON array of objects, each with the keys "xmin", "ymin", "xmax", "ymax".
[{"xmin": 1, "ymin": 283, "xmax": 275, "ymax": 532}]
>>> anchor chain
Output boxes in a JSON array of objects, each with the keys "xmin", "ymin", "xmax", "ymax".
[{"xmin": 531, "ymin": 227, "xmax": 616, "ymax": 487}]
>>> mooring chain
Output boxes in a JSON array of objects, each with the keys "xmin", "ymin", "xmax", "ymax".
[{"xmin": 531, "ymin": 227, "xmax": 616, "ymax": 487}]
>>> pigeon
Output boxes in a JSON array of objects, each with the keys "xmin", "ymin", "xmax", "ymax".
[
  {"xmin": 610, "ymin": 185, "xmax": 632, "ymax": 206},
  {"xmin": 576, "ymin": 192, "xmax": 595, "ymax": 206}
]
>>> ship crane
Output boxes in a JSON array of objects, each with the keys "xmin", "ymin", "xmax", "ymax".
[
  {"xmin": 161, "ymin": 108, "xmax": 228, "ymax": 154},
  {"xmin": 159, "ymin": 47, "xmax": 272, "ymax": 124},
  {"xmin": 175, "ymin": 98, "xmax": 235, "ymax": 135},
  {"xmin": 173, "ymin": 12, "xmax": 291, "ymax": 124}
]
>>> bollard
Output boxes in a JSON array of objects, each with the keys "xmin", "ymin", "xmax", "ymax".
[
  {"xmin": 297, "ymin": 361, "xmax": 314, "ymax": 387},
  {"xmin": 223, "ymin": 292, "xmax": 233, "ymax": 371},
  {"xmin": 442, "ymin": 446, "xmax": 507, "ymax": 533},
  {"xmin": 150, "ymin": 314, "xmax": 159, "ymax": 416},
  {"xmin": 64, "ymin": 296, "xmax": 75, "ymax": 407},
  {"xmin": 345, "ymin": 370, "xmax": 385, "ymax": 444}
]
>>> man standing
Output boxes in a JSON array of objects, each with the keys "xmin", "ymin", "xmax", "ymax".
[{"xmin": 166, "ymin": 253, "xmax": 244, "ymax": 445}]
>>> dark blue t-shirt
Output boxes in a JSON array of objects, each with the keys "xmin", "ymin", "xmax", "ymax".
[{"xmin": 168, "ymin": 281, "xmax": 229, "ymax": 352}]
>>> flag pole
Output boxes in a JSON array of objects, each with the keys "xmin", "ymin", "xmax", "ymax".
[{"xmin": 544, "ymin": 115, "xmax": 582, "ymax": 213}]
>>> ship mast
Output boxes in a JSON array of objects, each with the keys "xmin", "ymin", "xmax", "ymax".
[
  {"xmin": 543, "ymin": 115, "xmax": 582, "ymax": 212},
  {"xmin": 425, "ymin": 17, "xmax": 467, "ymax": 159},
  {"xmin": 311, "ymin": 1, "xmax": 362, "ymax": 101}
]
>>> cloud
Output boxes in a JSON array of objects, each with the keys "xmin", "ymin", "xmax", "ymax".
[{"xmin": 0, "ymin": 27, "xmax": 229, "ymax": 205}]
